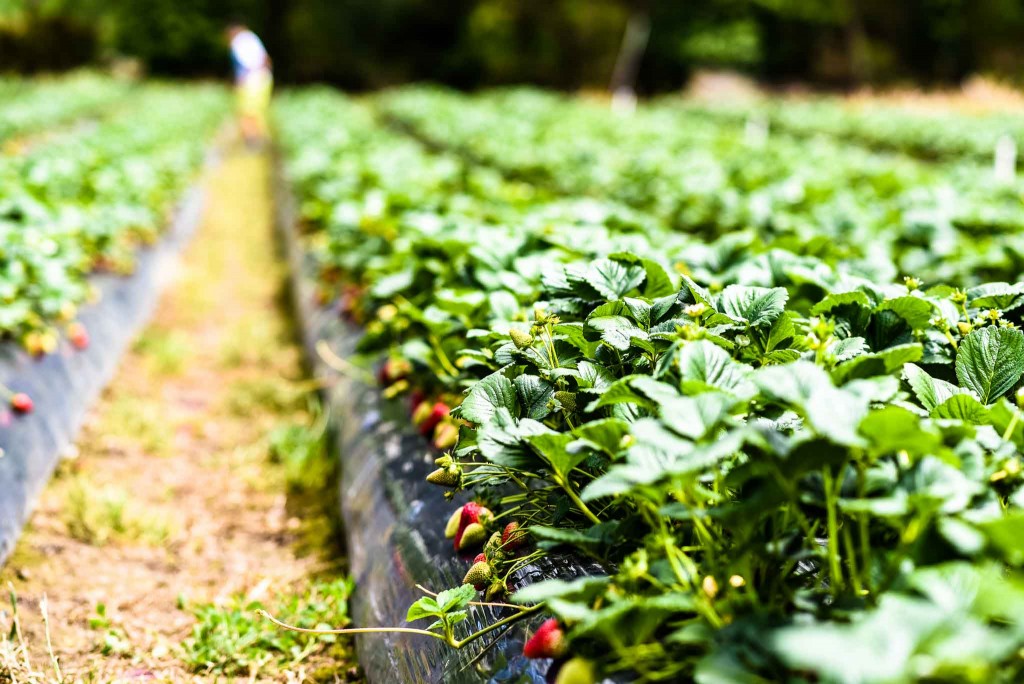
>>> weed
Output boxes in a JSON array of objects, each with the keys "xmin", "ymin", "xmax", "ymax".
[
  {"xmin": 62, "ymin": 478, "xmax": 171, "ymax": 546},
  {"xmin": 87, "ymin": 604, "xmax": 131, "ymax": 658},
  {"xmin": 180, "ymin": 577, "xmax": 355, "ymax": 678},
  {"xmin": 132, "ymin": 328, "xmax": 192, "ymax": 376}
]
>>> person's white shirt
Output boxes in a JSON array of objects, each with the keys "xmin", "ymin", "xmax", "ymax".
[{"xmin": 231, "ymin": 30, "xmax": 268, "ymax": 77}]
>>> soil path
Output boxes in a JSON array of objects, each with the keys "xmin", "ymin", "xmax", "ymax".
[{"xmin": 0, "ymin": 147, "xmax": 356, "ymax": 683}]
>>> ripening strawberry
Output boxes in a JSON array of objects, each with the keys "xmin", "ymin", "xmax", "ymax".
[
  {"xmin": 377, "ymin": 357, "xmax": 411, "ymax": 385},
  {"xmin": 523, "ymin": 618, "xmax": 567, "ymax": 659},
  {"xmin": 433, "ymin": 421, "xmax": 459, "ymax": 450},
  {"xmin": 452, "ymin": 502, "xmax": 492, "ymax": 550},
  {"xmin": 416, "ymin": 402, "xmax": 450, "ymax": 437},
  {"xmin": 67, "ymin": 322, "xmax": 89, "ymax": 350},
  {"xmin": 10, "ymin": 393, "xmax": 33, "ymax": 414},
  {"xmin": 501, "ymin": 521, "xmax": 527, "ymax": 551}
]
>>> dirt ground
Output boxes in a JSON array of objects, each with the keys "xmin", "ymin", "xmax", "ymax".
[{"xmin": 0, "ymin": 147, "xmax": 359, "ymax": 683}]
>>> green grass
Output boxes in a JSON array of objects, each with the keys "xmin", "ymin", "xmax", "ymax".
[
  {"xmin": 62, "ymin": 477, "xmax": 171, "ymax": 546},
  {"xmin": 180, "ymin": 577, "xmax": 356, "ymax": 678}
]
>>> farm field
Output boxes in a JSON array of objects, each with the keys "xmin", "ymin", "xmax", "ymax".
[
  {"xmin": 5, "ymin": 69, "xmax": 1024, "ymax": 683},
  {"xmin": 277, "ymin": 86, "xmax": 1024, "ymax": 682}
]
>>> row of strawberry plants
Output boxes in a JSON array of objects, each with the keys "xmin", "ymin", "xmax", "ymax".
[
  {"xmin": 675, "ymin": 95, "xmax": 1024, "ymax": 162},
  {"xmin": 0, "ymin": 71, "xmax": 131, "ymax": 144},
  {"xmin": 379, "ymin": 86, "xmax": 1024, "ymax": 287},
  {"xmin": 0, "ymin": 83, "xmax": 228, "ymax": 412},
  {"xmin": 277, "ymin": 88, "xmax": 1024, "ymax": 683}
]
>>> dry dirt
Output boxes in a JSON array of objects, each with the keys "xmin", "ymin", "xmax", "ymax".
[{"xmin": 0, "ymin": 148, "xmax": 357, "ymax": 683}]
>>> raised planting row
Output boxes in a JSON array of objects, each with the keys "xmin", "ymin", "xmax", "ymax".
[
  {"xmin": 379, "ymin": 86, "xmax": 1024, "ymax": 286},
  {"xmin": 277, "ymin": 87, "xmax": 1024, "ymax": 683},
  {"xmin": 674, "ymin": 95, "xmax": 1024, "ymax": 163},
  {"xmin": 0, "ymin": 71, "xmax": 132, "ymax": 145},
  {"xmin": 0, "ymin": 83, "xmax": 228, "ymax": 362}
]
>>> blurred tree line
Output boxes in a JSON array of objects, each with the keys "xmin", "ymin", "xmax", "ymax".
[{"xmin": 2, "ymin": 0, "xmax": 1024, "ymax": 90}]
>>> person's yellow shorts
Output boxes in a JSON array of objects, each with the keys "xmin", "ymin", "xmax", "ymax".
[{"xmin": 238, "ymin": 70, "xmax": 273, "ymax": 121}]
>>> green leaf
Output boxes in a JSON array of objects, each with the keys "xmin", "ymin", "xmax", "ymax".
[
  {"xmin": 512, "ymin": 576, "xmax": 609, "ymax": 606},
  {"xmin": 678, "ymin": 341, "xmax": 753, "ymax": 396},
  {"xmin": 859, "ymin": 405, "xmax": 940, "ymax": 456},
  {"xmin": 584, "ymin": 374, "xmax": 655, "ymax": 412},
  {"xmin": 877, "ymin": 296, "xmax": 935, "ymax": 329},
  {"xmin": 461, "ymin": 372, "xmax": 517, "ymax": 424},
  {"xmin": 966, "ymin": 282, "xmax": 1024, "ymax": 310},
  {"xmin": 904, "ymin": 362, "xmax": 967, "ymax": 412},
  {"xmin": 955, "ymin": 326, "xmax": 1024, "ymax": 404},
  {"xmin": 405, "ymin": 596, "xmax": 441, "ymax": 622},
  {"xmin": 587, "ymin": 315, "xmax": 648, "ymax": 351},
  {"xmin": 527, "ymin": 431, "xmax": 587, "ymax": 480},
  {"xmin": 810, "ymin": 290, "xmax": 872, "ymax": 316},
  {"xmin": 831, "ymin": 343, "xmax": 923, "ymax": 384},
  {"xmin": 658, "ymin": 393, "xmax": 734, "ymax": 440},
  {"xmin": 435, "ymin": 584, "xmax": 477, "ymax": 613},
  {"xmin": 584, "ymin": 258, "xmax": 646, "ymax": 300},
  {"xmin": 641, "ymin": 259, "xmax": 677, "ymax": 298},
  {"xmin": 931, "ymin": 394, "xmax": 991, "ymax": 423},
  {"xmin": 752, "ymin": 361, "xmax": 831, "ymax": 407},
  {"xmin": 514, "ymin": 375, "xmax": 555, "ymax": 420},
  {"xmin": 717, "ymin": 285, "xmax": 788, "ymax": 327},
  {"xmin": 680, "ymin": 275, "xmax": 714, "ymax": 307}
]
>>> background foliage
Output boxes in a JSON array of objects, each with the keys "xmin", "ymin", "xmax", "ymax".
[{"xmin": 3, "ymin": 0, "xmax": 1024, "ymax": 90}]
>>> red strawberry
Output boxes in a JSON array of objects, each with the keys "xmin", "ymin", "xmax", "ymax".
[
  {"xmin": 453, "ymin": 502, "xmax": 492, "ymax": 550},
  {"xmin": 433, "ymin": 422, "xmax": 459, "ymax": 450},
  {"xmin": 67, "ymin": 322, "xmax": 89, "ymax": 350},
  {"xmin": 473, "ymin": 552, "xmax": 487, "ymax": 563},
  {"xmin": 10, "ymin": 393, "xmax": 33, "ymax": 414},
  {"xmin": 523, "ymin": 618, "xmax": 566, "ymax": 659},
  {"xmin": 501, "ymin": 521, "xmax": 527, "ymax": 551}
]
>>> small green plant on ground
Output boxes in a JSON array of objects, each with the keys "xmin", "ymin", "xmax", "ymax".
[
  {"xmin": 180, "ymin": 578, "xmax": 356, "ymax": 678},
  {"xmin": 62, "ymin": 478, "xmax": 171, "ymax": 546},
  {"xmin": 88, "ymin": 604, "xmax": 131, "ymax": 658}
]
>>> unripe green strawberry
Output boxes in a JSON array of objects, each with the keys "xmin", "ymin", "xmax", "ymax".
[
  {"xmin": 555, "ymin": 658, "xmax": 596, "ymax": 684},
  {"xmin": 444, "ymin": 508, "xmax": 463, "ymax": 538},
  {"xmin": 463, "ymin": 560, "xmax": 492, "ymax": 588},
  {"xmin": 509, "ymin": 328, "xmax": 534, "ymax": 349},
  {"xmin": 554, "ymin": 391, "xmax": 577, "ymax": 412},
  {"xmin": 456, "ymin": 522, "xmax": 487, "ymax": 552},
  {"xmin": 485, "ymin": 579, "xmax": 506, "ymax": 601},
  {"xmin": 426, "ymin": 464, "xmax": 461, "ymax": 488},
  {"xmin": 484, "ymin": 531, "xmax": 503, "ymax": 557},
  {"xmin": 501, "ymin": 521, "xmax": 527, "ymax": 550}
]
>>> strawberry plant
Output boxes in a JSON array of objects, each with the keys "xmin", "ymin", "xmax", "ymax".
[
  {"xmin": 0, "ymin": 83, "xmax": 228, "ymax": 355},
  {"xmin": 276, "ymin": 88, "xmax": 1024, "ymax": 683}
]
